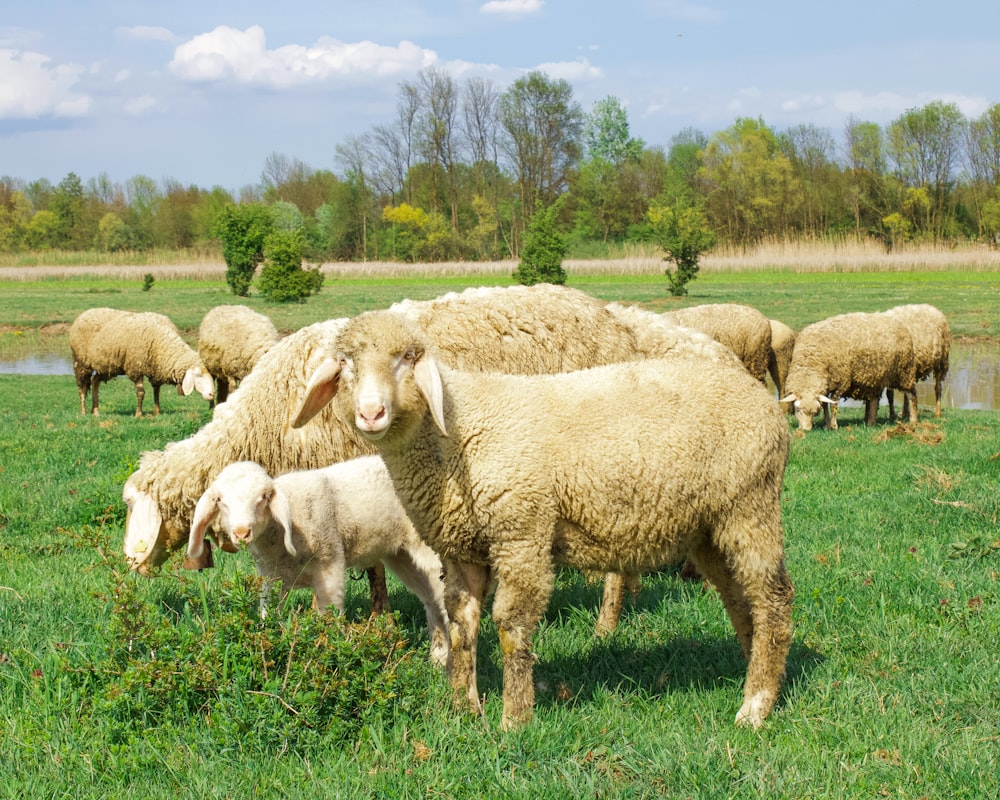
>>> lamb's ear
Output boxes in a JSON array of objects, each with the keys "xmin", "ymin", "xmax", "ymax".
[
  {"xmin": 414, "ymin": 355, "xmax": 447, "ymax": 436},
  {"xmin": 189, "ymin": 489, "xmax": 220, "ymax": 559},
  {"xmin": 269, "ymin": 486, "xmax": 297, "ymax": 558},
  {"xmin": 181, "ymin": 368, "xmax": 196, "ymax": 396},
  {"xmin": 124, "ymin": 491, "xmax": 163, "ymax": 568},
  {"xmin": 293, "ymin": 358, "xmax": 343, "ymax": 428}
]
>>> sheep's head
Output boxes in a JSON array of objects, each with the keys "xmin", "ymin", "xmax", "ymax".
[
  {"xmin": 181, "ymin": 365, "xmax": 216, "ymax": 401},
  {"xmin": 781, "ymin": 392, "xmax": 833, "ymax": 431},
  {"xmin": 188, "ymin": 462, "xmax": 297, "ymax": 559},
  {"xmin": 293, "ymin": 311, "xmax": 447, "ymax": 443}
]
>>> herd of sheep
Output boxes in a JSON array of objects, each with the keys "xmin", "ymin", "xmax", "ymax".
[{"xmin": 67, "ymin": 287, "xmax": 951, "ymax": 731}]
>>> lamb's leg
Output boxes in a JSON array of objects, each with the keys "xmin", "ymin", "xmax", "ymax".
[
  {"xmin": 366, "ymin": 563, "xmax": 390, "ymax": 615},
  {"xmin": 383, "ymin": 549, "xmax": 450, "ymax": 667},
  {"xmin": 491, "ymin": 555, "xmax": 554, "ymax": 730},
  {"xmin": 311, "ymin": 565, "xmax": 346, "ymax": 614},
  {"xmin": 443, "ymin": 560, "xmax": 490, "ymax": 720},
  {"xmin": 133, "ymin": 378, "xmax": 145, "ymax": 417}
]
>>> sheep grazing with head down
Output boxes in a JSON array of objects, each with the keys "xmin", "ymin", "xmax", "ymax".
[
  {"xmin": 293, "ymin": 309, "xmax": 794, "ymax": 731},
  {"xmin": 881, "ymin": 304, "xmax": 950, "ymax": 419},
  {"xmin": 198, "ymin": 305, "xmax": 280, "ymax": 406},
  {"xmin": 188, "ymin": 457, "xmax": 449, "ymax": 666},
  {"xmin": 70, "ymin": 307, "xmax": 215, "ymax": 416},
  {"xmin": 767, "ymin": 319, "xmax": 797, "ymax": 411},
  {"xmin": 782, "ymin": 311, "xmax": 918, "ymax": 430}
]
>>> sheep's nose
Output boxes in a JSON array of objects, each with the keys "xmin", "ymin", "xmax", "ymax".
[
  {"xmin": 357, "ymin": 403, "xmax": 386, "ymax": 428},
  {"xmin": 232, "ymin": 526, "xmax": 252, "ymax": 542}
]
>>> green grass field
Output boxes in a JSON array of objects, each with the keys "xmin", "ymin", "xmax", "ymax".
[{"xmin": 1, "ymin": 269, "xmax": 999, "ymax": 797}]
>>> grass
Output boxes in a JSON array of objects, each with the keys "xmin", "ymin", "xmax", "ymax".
[{"xmin": 1, "ymin": 263, "xmax": 1000, "ymax": 796}]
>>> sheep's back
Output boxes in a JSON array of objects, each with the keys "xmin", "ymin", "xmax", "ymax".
[
  {"xmin": 199, "ymin": 305, "xmax": 280, "ymax": 382},
  {"xmin": 882, "ymin": 304, "xmax": 950, "ymax": 381},
  {"xmin": 666, "ymin": 304, "xmax": 772, "ymax": 382}
]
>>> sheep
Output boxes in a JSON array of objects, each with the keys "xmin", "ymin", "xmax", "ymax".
[
  {"xmin": 781, "ymin": 311, "xmax": 918, "ymax": 430},
  {"xmin": 187, "ymin": 458, "xmax": 450, "ymax": 666},
  {"xmin": 881, "ymin": 304, "xmax": 950, "ymax": 419},
  {"xmin": 767, "ymin": 319, "xmax": 797, "ymax": 410},
  {"xmin": 70, "ymin": 307, "xmax": 215, "ymax": 416},
  {"xmin": 292, "ymin": 309, "xmax": 795, "ymax": 730},
  {"xmin": 197, "ymin": 305, "xmax": 280, "ymax": 405},
  {"xmin": 663, "ymin": 303, "xmax": 773, "ymax": 383}
]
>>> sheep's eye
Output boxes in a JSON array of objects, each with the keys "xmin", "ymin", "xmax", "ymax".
[{"xmin": 402, "ymin": 347, "xmax": 417, "ymax": 363}]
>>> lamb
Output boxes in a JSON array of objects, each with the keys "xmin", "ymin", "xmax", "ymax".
[
  {"xmin": 292, "ymin": 309, "xmax": 795, "ymax": 730},
  {"xmin": 187, "ymin": 458, "xmax": 449, "ymax": 666},
  {"xmin": 781, "ymin": 311, "xmax": 918, "ymax": 430},
  {"xmin": 198, "ymin": 305, "xmax": 280, "ymax": 405},
  {"xmin": 70, "ymin": 307, "xmax": 215, "ymax": 416},
  {"xmin": 663, "ymin": 303, "xmax": 773, "ymax": 383},
  {"xmin": 881, "ymin": 304, "xmax": 950, "ymax": 419}
]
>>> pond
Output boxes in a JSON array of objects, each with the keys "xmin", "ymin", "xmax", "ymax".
[{"xmin": 2, "ymin": 343, "xmax": 999, "ymax": 410}]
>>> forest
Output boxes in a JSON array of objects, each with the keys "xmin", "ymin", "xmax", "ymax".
[{"xmin": 2, "ymin": 67, "xmax": 999, "ymax": 264}]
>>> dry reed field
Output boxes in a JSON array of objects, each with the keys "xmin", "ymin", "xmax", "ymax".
[{"xmin": 2, "ymin": 238, "xmax": 1000, "ymax": 281}]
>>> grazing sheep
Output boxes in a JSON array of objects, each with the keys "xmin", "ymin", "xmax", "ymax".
[
  {"xmin": 663, "ymin": 303, "xmax": 773, "ymax": 383},
  {"xmin": 767, "ymin": 319, "xmax": 797, "ymax": 411},
  {"xmin": 882, "ymin": 304, "xmax": 950, "ymax": 419},
  {"xmin": 188, "ymin": 458, "xmax": 449, "ymax": 666},
  {"xmin": 782, "ymin": 311, "xmax": 918, "ymax": 430},
  {"xmin": 70, "ymin": 307, "xmax": 215, "ymax": 416},
  {"xmin": 293, "ymin": 310, "xmax": 794, "ymax": 730},
  {"xmin": 198, "ymin": 305, "xmax": 280, "ymax": 405}
]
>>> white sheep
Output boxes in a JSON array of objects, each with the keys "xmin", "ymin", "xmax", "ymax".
[
  {"xmin": 198, "ymin": 305, "xmax": 280, "ymax": 405},
  {"xmin": 663, "ymin": 303, "xmax": 773, "ymax": 383},
  {"xmin": 781, "ymin": 311, "xmax": 918, "ymax": 430},
  {"xmin": 881, "ymin": 304, "xmax": 950, "ymax": 419},
  {"xmin": 70, "ymin": 307, "xmax": 215, "ymax": 416},
  {"xmin": 293, "ymin": 310, "xmax": 794, "ymax": 730},
  {"xmin": 187, "ymin": 458, "xmax": 450, "ymax": 666}
]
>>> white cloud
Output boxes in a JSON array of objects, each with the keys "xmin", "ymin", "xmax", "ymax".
[
  {"xmin": 124, "ymin": 95, "xmax": 157, "ymax": 115},
  {"xmin": 117, "ymin": 25, "xmax": 177, "ymax": 43},
  {"xmin": 480, "ymin": 0, "xmax": 543, "ymax": 16},
  {"xmin": 0, "ymin": 49, "xmax": 90, "ymax": 118},
  {"xmin": 833, "ymin": 90, "xmax": 989, "ymax": 121},
  {"xmin": 532, "ymin": 57, "xmax": 602, "ymax": 81},
  {"xmin": 169, "ymin": 25, "xmax": 438, "ymax": 88}
]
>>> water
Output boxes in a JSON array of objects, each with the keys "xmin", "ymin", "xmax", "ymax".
[{"xmin": 3, "ymin": 344, "xmax": 1000, "ymax": 410}]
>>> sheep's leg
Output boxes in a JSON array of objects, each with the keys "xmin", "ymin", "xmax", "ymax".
[
  {"xmin": 366, "ymin": 563, "xmax": 390, "ymax": 616},
  {"xmin": 905, "ymin": 389, "xmax": 918, "ymax": 423},
  {"xmin": 933, "ymin": 372, "xmax": 944, "ymax": 417},
  {"xmin": 383, "ymin": 550, "xmax": 450, "ymax": 667},
  {"xmin": 688, "ymin": 541, "xmax": 754, "ymax": 658},
  {"xmin": 216, "ymin": 377, "xmax": 230, "ymax": 406},
  {"xmin": 865, "ymin": 397, "xmax": 878, "ymax": 426},
  {"xmin": 491, "ymin": 555, "xmax": 554, "ymax": 730},
  {"xmin": 595, "ymin": 572, "xmax": 625, "ymax": 636},
  {"xmin": 443, "ymin": 560, "xmax": 490, "ymax": 720},
  {"xmin": 887, "ymin": 389, "xmax": 898, "ymax": 421},
  {"xmin": 152, "ymin": 384, "xmax": 162, "ymax": 416},
  {"xmin": 90, "ymin": 376, "xmax": 101, "ymax": 416},
  {"xmin": 133, "ymin": 378, "xmax": 145, "ymax": 417},
  {"xmin": 311, "ymin": 565, "xmax": 346, "ymax": 614}
]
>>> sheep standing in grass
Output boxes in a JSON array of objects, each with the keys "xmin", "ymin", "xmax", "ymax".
[
  {"xmin": 188, "ymin": 458, "xmax": 450, "ymax": 666},
  {"xmin": 198, "ymin": 305, "xmax": 280, "ymax": 406},
  {"xmin": 768, "ymin": 319, "xmax": 797, "ymax": 410},
  {"xmin": 782, "ymin": 311, "xmax": 918, "ymax": 430},
  {"xmin": 882, "ymin": 304, "xmax": 950, "ymax": 419},
  {"xmin": 663, "ymin": 303, "xmax": 773, "ymax": 383},
  {"xmin": 70, "ymin": 307, "xmax": 215, "ymax": 416},
  {"xmin": 293, "ymin": 310, "xmax": 794, "ymax": 730}
]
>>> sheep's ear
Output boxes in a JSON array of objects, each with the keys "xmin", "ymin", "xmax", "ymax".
[
  {"xmin": 779, "ymin": 393, "xmax": 797, "ymax": 404},
  {"xmin": 181, "ymin": 368, "xmax": 196, "ymax": 396},
  {"xmin": 414, "ymin": 355, "xmax": 447, "ymax": 436},
  {"xmin": 293, "ymin": 358, "xmax": 343, "ymax": 428},
  {"xmin": 269, "ymin": 486, "xmax": 297, "ymax": 558},
  {"xmin": 189, "ymin": 490, "xmax": 220, "ymax": 559},
  {"xmin": 124, "ymin": 490, "xmax": 163, "ymax": 568},
  {"xmin": 818, "ymin": 393, "xmax": 834, "ymax": 404}
]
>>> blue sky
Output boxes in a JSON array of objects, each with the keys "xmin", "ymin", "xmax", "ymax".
[{"xmin": 2, "ymin": 0, "xmax": 996, "ymax": 193}]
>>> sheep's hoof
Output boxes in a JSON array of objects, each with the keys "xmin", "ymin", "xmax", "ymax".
[{"xmin": 734, "ymin": 691, "xmax": 774, "ymax": 729}]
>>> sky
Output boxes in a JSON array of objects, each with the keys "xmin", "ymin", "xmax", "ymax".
[{"xmin": 1, "ymin": 0, "xmax": 997, "ymax": 194}]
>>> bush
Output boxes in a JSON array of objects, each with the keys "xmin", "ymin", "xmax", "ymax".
[
  {"xmin": 141, "ymin": 273, "xmax": 155, "ymax": 292},
  {"xmin": 514, "ymin": 202, "xmax": 568, "ymax": 286},
  {"xmin": 214, "ymin": 204, "xmax": 275, "ymax": 297},
  {"xmin": 257, "ymin": 230, "xmax": 323, "ymax": 303},
  {"xmin": 647, "ymin": 202, "xmax": 715, "ymax": 296}
]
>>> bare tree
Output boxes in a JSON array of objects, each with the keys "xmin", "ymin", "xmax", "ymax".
[{"xmin": 416, "ymin": 66, "xmax": 461, "ymax": 229}]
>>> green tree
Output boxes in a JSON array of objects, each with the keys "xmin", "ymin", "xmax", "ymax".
[
  {"xmin": 97, "ymin": 212, "xmax": 129, "ymax": 252},
  {"xmin": 0, "ymin": 184, "xmax": 32, "ymax": 251},
  {"xmin": 513, "ymin": 200, "xmax": 567, "ymax": 286},
  {"xmin": 647, "ymin": 202, "xmax": 715, "ymax": 296},
  {"xmin": 24, "ymin": 210, "xmax": 59, "ymax": 250},
  {"xmin": 214, "ymin": 203, "xmax": 275, "ymax": 296},
  {"xmin": 50, "ymin": 172, "xmax": 86, "ymax": 248},
  {"xmin": 257, "ymin": 229, "xmax": 323, "ymax": 303}
]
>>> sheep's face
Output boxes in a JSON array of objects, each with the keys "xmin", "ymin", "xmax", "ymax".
[
  {"xmin": 793, "ymin": 396, "xmax": 819, "ymax": 431},
  {"xmin": 202, "ymin": 470, "xmax": 277, "ymax": 550},
  {"xmin": 123, "ymin": 475, "xmax": 171, "ymax": 574},
  {"xmin": 181, "ymin": 366, "xmax": 216, "ymax": 401}
]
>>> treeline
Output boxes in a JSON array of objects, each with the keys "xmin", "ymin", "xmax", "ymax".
[{"xmin": 3, "ymin": 68, "xmax": 1000, "ymax": 262}]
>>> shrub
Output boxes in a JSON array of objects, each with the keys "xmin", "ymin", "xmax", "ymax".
[
  {"xmin": 647, "ymin": 202, "xmax": 715, "ymax": 296},
  {"xmin": 141, "ymin": 273, "xmax": 155, "ymax": 292},
  {"xmin": 257, "ymin": 229, "xmax": 323, "ymax": 303},
  {"xmin": 214, "ymin": 204, "xmax": 275, "ymax": 297},
  {"xmin": 514, "ymin": 202, "xmax": 568, "ymax": 286}
]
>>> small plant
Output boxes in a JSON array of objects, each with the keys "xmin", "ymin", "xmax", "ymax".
[
  {"xmin": 514, "ymin": 201, "xmax": 568, "ymax": 286},
  {"xmin": 141, "ymin": 273, "xmax": 155, "ymax": 292},
  {"xmin": 258, "ymin": 230, "xmax": 323, "ymax": 303},
  {"xmin": 647, "ymin": 202, "xmax": 715, "ymax": 296}
]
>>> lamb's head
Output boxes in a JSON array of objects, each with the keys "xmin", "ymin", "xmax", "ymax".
[
  {"xmin": 292, "ymin": 310, "xmax": 447, "ymax": 444},
  {"xmin": 181, "ymin": 365, "xmax": 215, "ymax": 401},
  {"xmin": 188, "ymin": 461, "xmax": 297, "ymax": 559}
]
